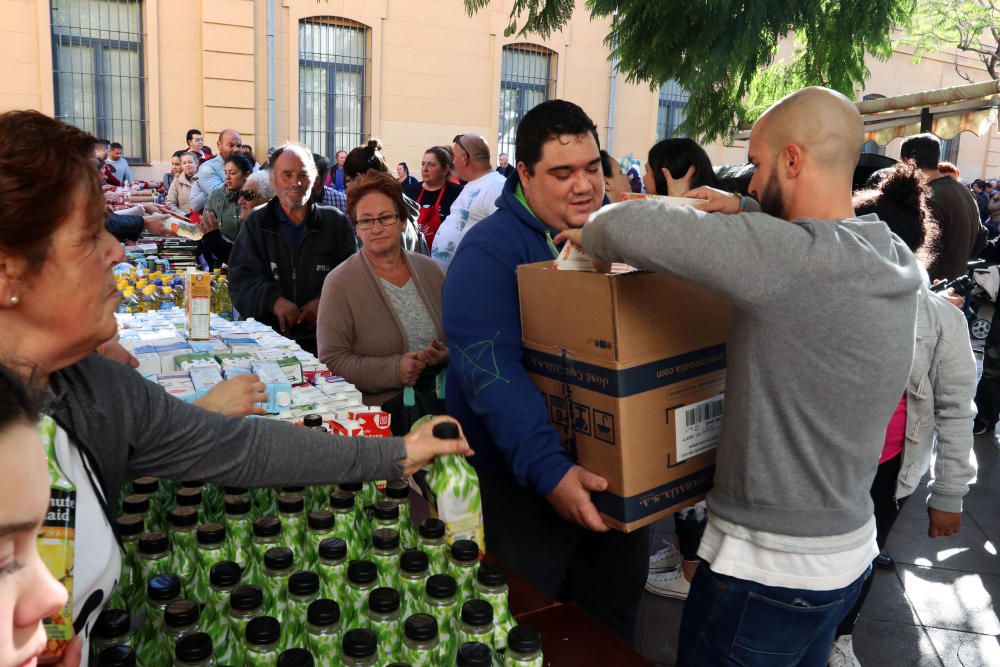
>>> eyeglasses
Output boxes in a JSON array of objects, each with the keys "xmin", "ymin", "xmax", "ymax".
[
  {"xmin": 355, "ymin": 213, "xmax": 399, "ymax": 230},
  {"xmin": 238, "ymin": 189, "xmax": 259, "ymax": 201},
  {"xmin": 453, "ymin": 134, "xmax": 471, "ymax": 160}
]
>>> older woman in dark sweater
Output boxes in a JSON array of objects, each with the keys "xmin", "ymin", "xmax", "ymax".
[{"xmin": 317, "ymin": 171, "xmax": 447, "ymax": 423}]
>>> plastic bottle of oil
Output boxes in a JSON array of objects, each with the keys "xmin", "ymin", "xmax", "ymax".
[{"xmin": 139, "ymin": 285, "xmax": 160, "ymax": 313}]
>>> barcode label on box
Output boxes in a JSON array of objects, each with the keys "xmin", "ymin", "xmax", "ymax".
[{"xmin": 675, "ymin": 394, "xmax": 724, "ymax": 463}]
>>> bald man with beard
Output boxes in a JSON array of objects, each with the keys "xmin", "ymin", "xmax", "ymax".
[{"xmin": 559, "ymin": 88, "xmax": 924, "ymax": 666}]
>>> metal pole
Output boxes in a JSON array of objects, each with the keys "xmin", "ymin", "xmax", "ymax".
[{"xmin": 267, "ymin": 0, "xmax": 275, "ymax": 148}]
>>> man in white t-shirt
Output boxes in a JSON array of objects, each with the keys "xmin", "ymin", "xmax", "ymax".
[{"xmin": 431, "ymin": 134, "xmax": 507, "ymax": 271}]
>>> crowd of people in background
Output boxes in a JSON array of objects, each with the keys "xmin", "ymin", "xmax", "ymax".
[{"xmin": 4, "ymin": 86, "xmax": 990, "ymax": 667}]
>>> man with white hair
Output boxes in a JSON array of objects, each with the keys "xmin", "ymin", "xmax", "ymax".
[
  {"xmin": 228, "ymin": 142, "xmax": 356, "ymax": 353},
  {"xmin": 560, "ymin": 87, "xmax": 924, "ymax": 666}
]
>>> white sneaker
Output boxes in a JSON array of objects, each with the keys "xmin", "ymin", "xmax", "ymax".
[
  {"xmin": 648, "ymin": 543, "xmax": 682, "ymax": 572},
  {"xmin": 645, "ymin": 567, "xmax": 691, "ymax": 600},
  {"xmin": 827, "ymin": 634, "xmax": 861, "ymax": 667}
]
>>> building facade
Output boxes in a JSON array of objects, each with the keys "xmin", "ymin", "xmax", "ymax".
[{"xmin": 3, "ymin": 0, "xmax": 998, "ymax": 180}]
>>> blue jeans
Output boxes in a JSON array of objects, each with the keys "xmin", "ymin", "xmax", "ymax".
[{"xmin": 677, "ymin": 563, "xmax": 871, "ymax": 666}]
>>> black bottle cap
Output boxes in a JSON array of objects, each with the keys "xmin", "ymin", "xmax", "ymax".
[
  {"xmin": 93, "ymin": 609, "xmax": 131, "ymax": 639},
  {"xmin": 432, "ymin": 421, "xmax": 460, "ymax": 440},
  {"xmin": 347, "ymin": 560, "xmax": 377, "ymax": 585},
  {"xmin": 507, "ymin": 625, "xmax": 542, "ymax": 654},
  {"xmin": 400, "ymin": 549, "xmax": 429, "ymax": 574},
  {"xmin": 461, "ymin": 599, "xmax": 493, "ymax": 626},
  {"xmin": 403, "ymin": 613, "xmax": 438, "ymax": 641},
  {"xmin": 96, "ymin": 645, "xmax": 136, "ymax": 667},
  {"xmin": 175, "ymin": 487, "xmax": 203, "ymax": 506},
  {"xmin": 318, "ymin": 537, "xmax": 347, "ymax": 561},
  {"xmin": 476, "ymin": 562, "xmax": 507, "ymax": 587},
  {"xmin": 367, "ymin": 586, "xmax": 400, "ymax": 614},
  {"xmin": 131, "ymin": 476, "xmax": 159, "ymax": 495},
  {"xmin": 229, "ymin": 584, "xmax": 264, "ymax": 610},
  {"xmin": 138, "ymin": 531, "xmax": 170, "ymax": 555},
  {"xmin": 303, "ymin": 414, "xmax": 324, "ymax": 428},
  {"xmin": 278, "ymin": 494, "xmax": 305, "ymax": 514},
  {"xmin": 164, "ymin": 599, "xmax": 200, "ymax": 628},
  {"xmin": 281, "ymin": 485, "xmax": 305, "ymax": 494},
  {"xmin": 341, "ymin": 628, "xmax": 377, "ymax": 658},
  {"xmin": 307, "ymin": 598, "xmax": 341, "ymax": 626},
  {"xmin": 245, "ymin": 615, "xmax": 281, "ymax": 645},
  {"xmin": 418, "ymin": 518, "xmax": 445, "ymax": 539},
  {"xmin": 209, "ymin": 560, "xmax": 242, "ymax": 588},
  {"xmin": 180, "ymin": 481, "xmax": 205, "ymax": 489},
  {"xmin": 425, "ymin": 574, "xmax": 456, "ymax": 599},
  {"xmin": 121, "ymin": 494, "xmax": 149, "ymax": 515},
  {"xmin": 307, "ymin": 510, "xmax": 334, "ymax": 531},
  {"xmin": 456, "ymin": 641, "xmax": 493, "ymax": 667},
  {"xmin": 115, "ymin": 514, "xmax": 144, "ymax": 537},
  {"xmin": 277, "ymin": 648, "xmax": 314, "ymax": 667},
  {"xmin": 264, "ymin": 546, "xmax": 294, "ymax": 570},
  {"xmin": 222, "ymin": 485, "xmax": 249, "ymax": 496},
  {"xmin": 147, "ymin": 573, "xmax": 180, "ymax": 601},
  {"xmin": 329, "ymin": 490, "xmax": 355, "ymax": 510},
  {"xmin": 197, "ymin": 523, "xmax": 226, "ymax": 545},
  {"xmin": 372, "ymin": 501, "xmax": 399, "ymax": 521},
  {"xmin": 168, "ymin": 506, "xmax": 198, "ymax": 528},
  {"xmin": 253, "ymin": 516, "xmax": 281, "ymax": 537},
  {"xmin": 338, "ymin": 482, "xmax": 363, "ymax": 493},
  {"xmin": 288, "ymin": 570, "xmax": 320, "ymax": 596},
  {"xmin": 175, "ymin": 633, "xmax": 213, "ymax": 662},
  {"xmin": 383, "ymin": 480, "xmax": 409, "ymax": 500},
  {"xmin": 372, "ymin": 528, "xmax": 400, "ymax": 551},
  {"xmin": 451, "ymin": 539, "xmax": 479, "ymax": 563},
  {"xmin": 224, "ymin": 495, "xmax": 251, "ymax": 515}
]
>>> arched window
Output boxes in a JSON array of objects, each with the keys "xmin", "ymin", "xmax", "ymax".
[
  {"xmin": 51, "ymin": 0, "xmax": 147, "ymax": 161},
  {"xmin": 657, "ymin": 80, "xmax": 690, "ymax": 140},
  {"xmin": 298, "ymin": 17, "xmax": 370, "ymax": 158},
  {"xmin": 498, "ymin": 44, "xmax": 557, "ymax": 161}
]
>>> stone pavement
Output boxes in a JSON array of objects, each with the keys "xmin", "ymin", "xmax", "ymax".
[{"xmin": 635, "ymin": 385, "xmax": 1000, "ymax": 665}]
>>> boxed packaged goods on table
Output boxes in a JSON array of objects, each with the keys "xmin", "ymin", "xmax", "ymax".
[
  {"xmin": 184, "ymin": 270, "xmax": 212, "ymax": 340},
  {"xmin": 252, "ymin": 361, "xmax": 293, "ymax": 413},
  {"xmin": 517, "ymin": 261, "xmax": 731, "ymax": 532}
]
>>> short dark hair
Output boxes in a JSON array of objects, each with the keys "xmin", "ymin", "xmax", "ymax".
[
  {"xmin": 224, "ymin": 153, "xmax": 254, "ymax": 175},
  {"xmin": 96, "ymin": 138, "xmax": 110, "ymax": 148},
  {"xmin": 346, "ymin": 170, "xmax": 409, "ymax": 226},
  {"xmin": 313, "ymin": 153, "xmax": 331, "ymax": 177},
  {"xmin": 109, "ymin": 142, "xmax": 123, "ymax": 151},
  {"xmin": 599, "ymin": 150, "xmax": 615, "ymax": 178},
  {"xmin": 0, "ymin": 363, "xmax": 41, "ymax": 433},
  {"xmin": 899, "ymin": 134, "xmax": 941, "ymax": 170},
  {"xmin": 345, "ymin": 139, "xmax": 388, "ymax": 178},
  {"xmin": 397, "ymin": 162, "xmax": 409, "ymax": 176},
  {"xmin": 186, "ymin": 129, "xmax": 203, "ymax": 142},
  {"xmin": 172, "ymin": 149, "xmax": 187, "ymax": 160},
  {"xmin": 514, "ymin": 100, "xmax": 600, "ymax": 175},
  {"xmin": 647, "ymin": 138, "xmax": 721, "ymax": 196}
]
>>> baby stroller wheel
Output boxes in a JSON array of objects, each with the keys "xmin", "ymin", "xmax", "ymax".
[{"xmin": 972, "ymin": 318, "xmax": 991, "ymax": 340}]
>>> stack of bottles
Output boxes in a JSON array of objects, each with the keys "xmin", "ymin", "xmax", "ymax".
[
  {"xmin": 114, "ymin": 267, "xmax": 233, "ymax": 321},
  {"xmin": 95, "ymin": 474, "xmax": 541, "ymax": 667}
]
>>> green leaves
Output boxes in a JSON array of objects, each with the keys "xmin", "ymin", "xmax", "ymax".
[
  {"xmin": 466, "ymin": 0, "xmax": 918, "ymax": 141},
  {"xmin": 902, "ymin": 0, "xmax": 1000, "ymax": 80}
]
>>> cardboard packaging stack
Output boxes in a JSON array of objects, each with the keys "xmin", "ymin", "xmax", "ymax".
[{"xmin": 518, "ymin": 260, "xmax": 730, "ymax": 532}]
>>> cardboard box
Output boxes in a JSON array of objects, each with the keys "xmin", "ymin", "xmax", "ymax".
[{"xmin": 517, "ymin": 261, "xmax": 731, "ymax": 532}]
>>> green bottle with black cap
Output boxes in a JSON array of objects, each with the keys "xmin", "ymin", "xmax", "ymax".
[
  {"xmin": 278, "ymin": 647, "xmax": 316, "ymax": 667},
  {"xmin": 364, "ymin": 587, "xmax": 403, "ymax": 663},
  {"xmin": 474, "ymin": 562, "xmax": 516, "ymax": 651},
  {"xmin": 303, "ymin": 510, "xmax": 335, "ymax": 568},
  {"xmin": 191, "ymin": 523, "xmax": 228, "ymax": 605},
  {"xmin": 343, "ymin": 560, "xmax": 378, "ymax": 627},
  {"xmin": 382, "ymin": 480, "xmax": 418, "ymax": 548},
  {"xmin": 305, "ymin": 599, "xmax": 342, "ymax": 667},
  {"xmin": 457, "ymin": 600, "xmax": 495, "ymax": 656},
  {"xmin": 336, "ymin": 482, "xmax": 370, "ymax": 545},
  {"xmin": 262, "ymin": 546, "xmax": 296, "ymax": 617},
  {"xmin": 370, "ymin": 528, "xmax": 402, "ymax": 589},
  {"xmin": 244, "ymin": 615, "xmax": 284, "ymax": 666},
  {"xmin": 89, "ymin": 609, "xmax": 134, "ymax": 664},
  {"xmin": 200, "ymin": 560, "xmax": 241, "ymax": 660},
  {"xmin": 95, "ymin": 645, "xmax": 136, "ymax": 667},
  {"xmin": 423, "ymin": 574, "xmax": 459, "ymax": 662},
  {"xmin": 222, "ymin": 494, "xmax": 254, "ymax": 572},
  {"xmin": 328, "ymin": 490, "xmax": 362, "ymax": 561},
  {"xmin": 456, "ymin": 641, "xmax": 493, "ymax": 667},
  {"xmin": 120, "ymin": 494, "xmax": 151, "ymax": 533},
  {"xmin": 160, "ymin": 599, "xmax": 203, "ymax": 666},
  {"xmin": 398, "ymin": 549, "xmax": 430, "ymax": 621},
  {"xmin": 341, "ymin": 628, "xmax": 379, "ymax": 667},
  {"xmin": 135, "ymin": 572, "xmax": 180, "ymax": 664},
  {"xmin": 278, "ymin": 493, "xmax": 308, "ymax": 553},
  {"xmin": 285, "ymin": 570, "xmax": 321, "ymax": 646},
  {"xmin": 248, "ymin": 516, "xmax": 283, "ymax": 585},
  {"xmin": 175, "ymin": 486, "xmax": 207, "ymax": 525},
  {"xmin": 136, "ymin": 531, "xmax": 173, "ymax": 607},
  {"xmin": 173, "ymin": 631, "xmax": 215, "ymax": 666},
  {"xmin": 503, "ymin": 625, "xmax": 544, "ymax": 666},
  {"xmin": 416, "ymin": 518, "xmax": 448, "ymax": 574},
  {"xmin": 110, "ymin": 514, "xmax": 144, "ymax": 610},
  {"xmin": 167, "ymin": 507, "xmax": 199, "ymax": 590},
  {"xmin": 400, "ymin": 613, "xmax": 440, "ymax": 666},
  {"xmin": 315, "ymin": 537, "xmax": 348, "ymax": 602},
  {"xmin": 448, "ymin": 540, "xmax": 480, "ymax": 601},
  {"xmin": 226, "ymin": 584, "xmax": 265, "ymax": 666}
]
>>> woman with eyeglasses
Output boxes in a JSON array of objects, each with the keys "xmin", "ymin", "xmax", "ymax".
[
  {"xmin": 199, "ymin": 153, "xmax": 255, "ymax": 267},
  {"xmin": 317, "ymin": 170, "xmax": 448, "ymax": 432}
]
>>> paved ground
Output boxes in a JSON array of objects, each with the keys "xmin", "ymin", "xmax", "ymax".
[{"xmin": 635, "ymin": 348, "xmax": 1000, "ymax": 666}]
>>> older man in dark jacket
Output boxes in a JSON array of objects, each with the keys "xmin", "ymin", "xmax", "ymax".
[{"xmin": 229, "ymin": 143, "xmax": 356, "ymax": 353}]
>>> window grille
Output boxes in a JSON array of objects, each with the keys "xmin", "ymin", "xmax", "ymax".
[
  {"xmin": 298, "ymin": 17, "xmax": 370, "ymax": 159},
  {"xmin": 51, "ymin": 0, "xmax": 147, "ymax": 162},
  {"xmin": 498, "ymin": 44, "xmax": 556, "ymax": 161},
  {"xmin": 656, "ymin": 80, "xmax": 689, "ymax": 140}
]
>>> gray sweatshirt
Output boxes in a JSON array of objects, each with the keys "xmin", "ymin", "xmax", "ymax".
[
  {"xmin": 48, "ymin": 354, "xmax": 406, "ymax": 513},
  {"xmin": 582, "ymin": 201, "xmax": 923, "ymax": 538}
]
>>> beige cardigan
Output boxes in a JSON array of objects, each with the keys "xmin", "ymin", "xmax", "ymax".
[
  {"xmin": 166, "ymin": 172, "xmax": 196, "ymax": 214},
  {"xmin": 317, "ymin": 249, "xmax": 446, "ymax": 406}
]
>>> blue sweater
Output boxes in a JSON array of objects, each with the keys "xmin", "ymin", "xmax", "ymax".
[{"xmin": 442, "ymin": 176, "xmax": 573, "ymax": 495}]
